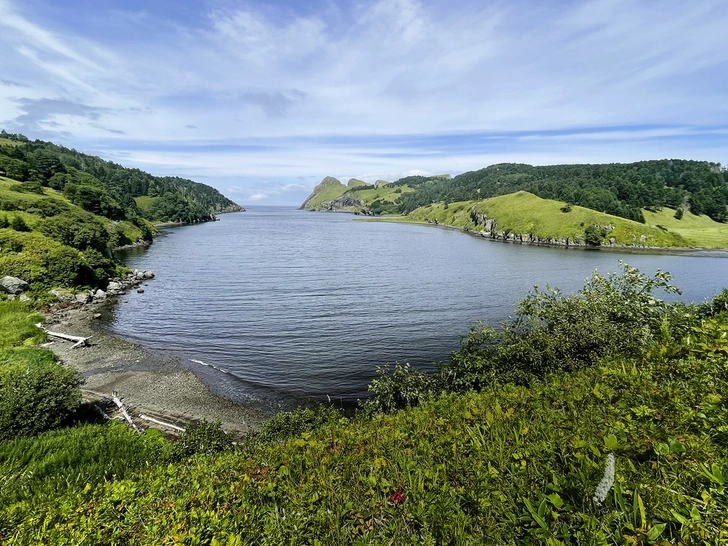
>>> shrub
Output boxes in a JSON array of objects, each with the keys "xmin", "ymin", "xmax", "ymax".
[
  {"xmin": 10, "ymin": 181, "xmax": 44, "ymax": 194},
  {"xmin": 0, "ymin": 214, "xmax": 8, "ymax": 228},
  {"xmin": 40, "ymin": 210, "xmax": 110, "ymax": 252},
  {"xmin": 584, "ymin": 224, "xmax": 606, "ymax": 245},
  {"xmin": 252, "ymin": 405, "xmax": 344, "ymax": 443},
  {"xmin": 170, "ymin": 420, "xmax": 232, "ymax": 461},
  {"xmin": 10, "ymin": 215, "xmax": 30, "ymax": 232},
  {"xmin": 674, "ymin": 207, "xmax": 684, "ymax": 220},
  {"xmin": 560, "ymin": 203, "xmax": 573, "ymax": 212},
  {"xmin": 0, "ymin": 348, "xmax": 82, "ymax": 439},
  {"xmin": 363, "ymin": 363, "xmax": 437, "ymax": 414}
]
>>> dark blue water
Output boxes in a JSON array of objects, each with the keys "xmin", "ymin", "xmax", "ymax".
[{"xmin": 111, "ymin": 207, "xmax": 728, "ymax": 412}]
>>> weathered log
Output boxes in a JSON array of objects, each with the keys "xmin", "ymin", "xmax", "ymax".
[
  {"xmin": 112, "ymin": 391, "xmax": 140, "ymax": 432},
  {"xmin": 35, "ymin": 323, "xmax": 91, "ymax": 348},
  {"xmin": 139, "ymin": 414, "xmax": 186, "ymax": 432}
]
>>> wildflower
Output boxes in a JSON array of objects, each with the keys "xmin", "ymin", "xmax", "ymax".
[
  {"xmin": 389, "ymin": 488, "xmax": 405, "ymax": 506},
  {"xmin": 593, "ymin": 453, "xmax": 615, "ymax": 505}
]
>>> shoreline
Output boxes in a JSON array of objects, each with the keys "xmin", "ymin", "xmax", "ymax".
[
  {"xmin": 361, "ymin": 215, "xmax": 727, "ymax": 254},
  {"xmin": 43, "ymin": 300, "xmax": 268, "ymax": 437}
]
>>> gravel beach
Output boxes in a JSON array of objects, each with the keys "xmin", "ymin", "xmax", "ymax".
[{"xmin": 43, "ymin": 301, "xmax": 268, "ymax": 437}]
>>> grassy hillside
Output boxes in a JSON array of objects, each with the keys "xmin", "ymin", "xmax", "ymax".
[
  {"xmin": 299, "ymin": 176, "xmax": 349, "ymax": 210},
  {"xmin": 407, "ymin": 191, "xmax": 689, "ymax": 247},
  {"xmin": 643, "ymin": 206, "xmax": 728, "ymax": 248},
  {"xmin": 0, "ymin": 131, "xmax": 243, "ymax": 223}
]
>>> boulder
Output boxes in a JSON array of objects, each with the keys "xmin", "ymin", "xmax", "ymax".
[
  {"xmin": 94, "ymin": 289, "xmax": 107, "ymax": 301},
  {"xmin": 142, "ymin": 271, "xmax": 155, "ymax": 280},
  {"xmin": 50, "ymin": 288, "xmax": 74, "ymax": 301},
  {"xmin": 19, "ymin": 294, "xmax": 31, "ymax": 302},
  {"xmin": 75, "ymin": 292, "xmax": 91, "ymax": 304},
  {"xmin": 107, "ymin": 281, "xmax": 122, "ymax": 292},
  {"xmin": 0, "ymin": 276, "xmax": 29, "ymax": 295}
]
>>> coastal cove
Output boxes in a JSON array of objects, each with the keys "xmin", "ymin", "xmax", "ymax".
[{"xmin": 109, "ymin": 207, "xmax": 728, "ymax": 412}]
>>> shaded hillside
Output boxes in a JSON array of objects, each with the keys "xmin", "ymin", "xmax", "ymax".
[{"xmin": 0, "ymin": 131, "xmax": 243, "ymax": 224}]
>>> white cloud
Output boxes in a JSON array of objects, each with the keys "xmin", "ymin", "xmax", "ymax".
[{"xmin": 0, "ymin": 0, "xmax": 727, "ymax": 203}]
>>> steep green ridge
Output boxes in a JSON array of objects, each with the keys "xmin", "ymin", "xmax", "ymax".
[
  {"xmin": 0, "ymin": 131, "xmax": 244, "ymax": 224},
  {"xmin": 300, "ymin": 175, "xmax": 414, "ymax": 214},
  {"xmin": 407, "ymin": 191, "xmax": 689, "ymax": 247},
  {"xmin": 299, "ymin": 176, "xmax": 349, "ymax": 209}
]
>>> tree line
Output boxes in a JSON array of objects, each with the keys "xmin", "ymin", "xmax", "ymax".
[
  {"xmin": 394, "ymin": 160, "xmax": 728, "ymax": 222},
  {"xmin": 0, "ymin": 131, "xmax": 242, "ymax": 224}
]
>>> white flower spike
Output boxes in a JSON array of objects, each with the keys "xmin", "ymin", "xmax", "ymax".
[{"xmin": 593, "ymin": 453, "xmax": 615, "ymax": 505}]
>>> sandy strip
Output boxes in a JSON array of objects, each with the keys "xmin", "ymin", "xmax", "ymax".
[{"xmin": 43, "ymin": 302, "xmax": 268, "ymax": 437}]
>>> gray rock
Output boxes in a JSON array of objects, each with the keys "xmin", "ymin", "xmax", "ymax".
[
  {"xmin": 107, "ymin": 281, "xmax": 122, "ymax": 291},
  {"xmin": 94, "ymin": 289, "xmax": 107, "ymax": 301},
  {"xmin": 50, "ymin": 288, "xmax": 74, "ymax": 301},
  {"xmin": 0, "ymin": 276, "xmax": 29, "ymax": 294},
  {"xmin": 19, "ymin": 294, "xmax": 31, "ymax": 302},
  {"xmin": 137, "ymin": 288, "xmax": 144, "ymax": 293},
  {"xmin": 75, "ymin": 292, "xmax": 91, "ymax": 304},
  {"xmin": 142, "ymin": 271, "xmax": 155, "ymax": 280},
  {"xmin": 93, "ymin": 313, "xmax": 102, "ymax": 319}
]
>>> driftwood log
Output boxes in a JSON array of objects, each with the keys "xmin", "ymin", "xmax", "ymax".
[
  {"xmin": 35, "ymin": 323, "xmax": 91, "ymax": 348},
  {"xmin": 112, "ymin": 391, "xmax": 140, "ymax": 432}
]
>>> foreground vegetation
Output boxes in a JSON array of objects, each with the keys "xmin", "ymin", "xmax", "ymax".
[{"xmin": 1, "ymin": 264, "xmax": 727, "ymax": 544}]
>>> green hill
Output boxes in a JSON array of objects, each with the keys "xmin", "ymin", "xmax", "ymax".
[
  {"xmin": 407, "ymin": 191, "xmax": 690, "ymax": 247},
  {"xmin": 299, "ymin": 176, "xmax": 349, "ymax": 210},
  {"xmin": 396, "ymin": 160, "xmax": 728, "ymax": 223},
  {"xmin": 0, "ymin": 131, "xmax": 243, "ymax": 224}
]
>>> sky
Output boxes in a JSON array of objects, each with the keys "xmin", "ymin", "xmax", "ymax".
[{"xmin": 1, "ymin": 0, "xmax": 727, "ymax": 206}]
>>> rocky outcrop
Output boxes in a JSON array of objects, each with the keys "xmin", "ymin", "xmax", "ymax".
[
  {"xmin": 375, "ymin": 179, "xmax": 389, "ymax": 188},
  {"xmin": 46, "ymin": 270, "xmax": 155, "ymax": 306},
  {"xmin": 321, "ymin": 194, "xmax": 365, "ymax": 211},
  {"xmin": 0, "ymin": 276, "xmax": 29, "ymax": 295}
]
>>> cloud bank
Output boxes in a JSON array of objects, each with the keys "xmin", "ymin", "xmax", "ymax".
[{"xmin": 1, "ymin": 0, "xmax": 727, "ymax": 205}]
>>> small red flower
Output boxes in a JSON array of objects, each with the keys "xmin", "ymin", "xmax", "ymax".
[{"xmin": 389, "ymin": 488, "xmax": 405, "ymax": 506}]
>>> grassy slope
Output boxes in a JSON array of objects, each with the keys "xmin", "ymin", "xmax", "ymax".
[
  {"xmin": 3, "ymin": 315, "xmax": 727, "ymax": 543},
  {"xmin": 643, "ymin": 207, "xmax": 728, "ymax": 248},
  {"xmin": 0, "ymin": 138, "xmax": 22, "ymax": 147},
  {"xmin": 303, "ymin": 179, "xmax": 349, "ymax": 209},
  {"xmin": 407, "ymin": 191, "xmax": 690, "ymax": 247},
  {"xmin": 350, "ymin": 184, "xmax": 415, "ymax": 205},
  {"xmin": 0, "ymin": 176, "xmax": 148, "ymax": 246}
]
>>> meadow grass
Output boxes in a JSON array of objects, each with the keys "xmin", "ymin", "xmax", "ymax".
[
  {"xmin": 0, "ymin": 300, "xmax": 46, "ymax": 347},
  {"xmin": 407, "ymin": 191, "xmax": 691, "ymax": 247},
  {"xmin": 3, "ymin": 314, "xmax": 726, "ymax": 543},
  {"xmin": 643, "ymin": 206, "xmax": 728, "ymax": 248}
]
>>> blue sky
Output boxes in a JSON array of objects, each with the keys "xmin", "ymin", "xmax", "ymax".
[{"xmin": 1, "ymin": 0, "xmax": 727, "ymax": 206}]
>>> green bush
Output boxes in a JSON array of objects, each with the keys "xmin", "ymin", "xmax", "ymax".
[
  {"xmin": 0, "ymin": 348, "xmax": 81, "ymax": 440},
  {"xmin": 10, "ymin": 215, "xmax": 30, "ymax": 232},
  {"xmin": 584, "ymin": 223, "xmax": 606, "ymax": 245},
  {"xmin": 40, "ymin": 210, "xmax": 110, "ymax": 252},
  {"xmin": 0, "ymin": 214, "xmax": 8, "ymax": 228},
  {"xmin": 363, "ymin": 363, "xmax": 437, "ymax": 414},
  {"xmin": 10, "ymin": 181, "xmax": 44, "ymax": 194},
  {"xmin": 251, "ymin": 405, "xmax": 344, "ymax": 444},
  {"xmin": 366, "ymin": 263, "xmax": 700, "ymax": 412},
  {"xmin": 171, "ymin": 420, "xmax": 233, "ymax": 461}
]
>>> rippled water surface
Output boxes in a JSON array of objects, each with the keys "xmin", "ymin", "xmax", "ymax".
[{"xmin": 111, "ymin": 207, "xmax": 728, "ymax": 411}]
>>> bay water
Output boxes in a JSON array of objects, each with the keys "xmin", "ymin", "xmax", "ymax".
[{"xmin": 112, "ymin": 207, "xmax": 728, "ymax": 412}]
